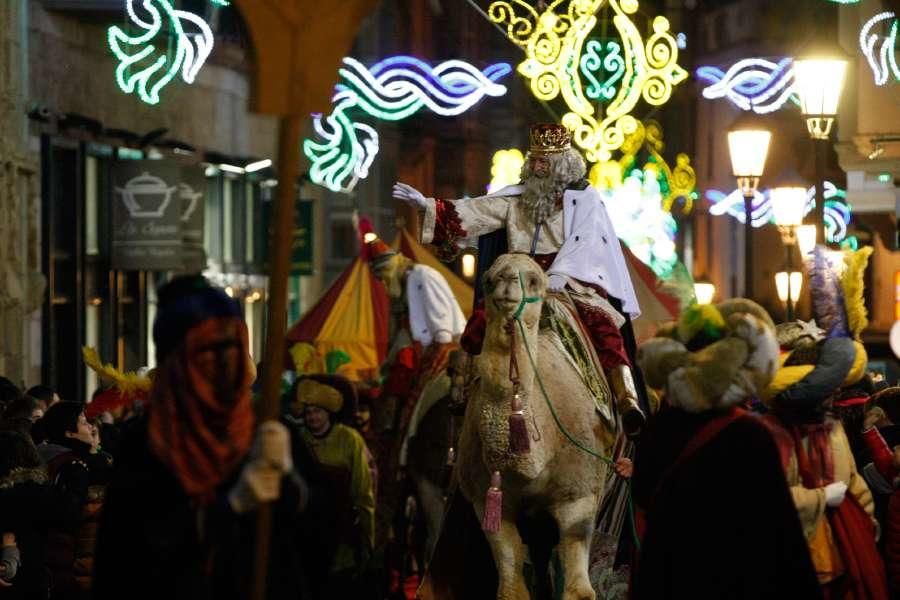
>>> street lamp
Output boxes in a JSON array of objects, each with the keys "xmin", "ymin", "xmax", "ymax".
[
  {"xmin": 775, "ymin": 271, "xmax": 804, "ymax": 319},
  {"xmin": 728, "ymin": 114, "xmax": 772, "ymax": 298},
  {"xmin": 793, "ymin": 45, "xmax": 849, "ymax": 244},
  {"xmin": 693, "ymin": 279, "xmax": 716, "ymax": 305},
  {"xmin": 771, "ymin": 174, "xmax": 808, "ymax": 321}
]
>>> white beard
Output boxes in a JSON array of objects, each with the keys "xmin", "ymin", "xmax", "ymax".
[{"xmin": 520, "ymin": 174, "xmax": 567, "ymax": 224}]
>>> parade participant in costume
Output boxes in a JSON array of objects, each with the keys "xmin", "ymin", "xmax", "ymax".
[
  {"xmin": 392, "ymin": 123, "xmax": 646, "ymax": 433},
  {"xmin": 93, "ymin": 276, "xmax": 311, "ymax": 600},
  {"xmin": 368, "ymin": 238, "xmax": 465, "ymax": 435},
  {"xmin": 860, "ymin": 399, "xmax": 900, "ymax": 594},
  {"xmin": 632, "ymin": 298, "xmax": 822, "ymax": 599},
  {"xmin": 762, "ymin": 247, "xmax": 887, "ymax": 599},
  {"xmin": 297, "ymin": 377, "xmax": 376, "ymax": 593}
]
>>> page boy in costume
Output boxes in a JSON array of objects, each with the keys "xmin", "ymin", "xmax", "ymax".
[
  {"xmin": 368, "ymin": 238, "xmax": 465, "ymax": 435},
  {"xmin": 632, "ymin": 298, "xmax": 822, "ymax": 599},
  {"xmin": 762, "ymin": 248, "xmax": 887, "ymax": 599},
  {"xmin": 392, "ymin": 124, "xmax": 646, "ymax": 433}
]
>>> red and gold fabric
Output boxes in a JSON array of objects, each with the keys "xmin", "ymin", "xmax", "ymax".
[{"xmin": 286, "ymin": 257, "xmax": 390, "ymax": 382}]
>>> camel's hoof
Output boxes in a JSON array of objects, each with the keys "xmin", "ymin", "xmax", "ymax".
[{"xmin": 622, "ymin": 406, "xmax": 646, "ymax": 438}]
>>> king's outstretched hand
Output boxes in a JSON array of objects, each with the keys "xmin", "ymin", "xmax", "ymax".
[{"xmin": 392, "ymin": 182, "xmax": 426, "ymax": 209}]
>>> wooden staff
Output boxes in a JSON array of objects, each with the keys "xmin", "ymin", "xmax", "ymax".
[{"xmin": 252, "ymin": 114, "xmax": 302, "ymax": 600}]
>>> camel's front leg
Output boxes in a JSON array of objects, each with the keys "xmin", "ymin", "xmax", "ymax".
[
  {"xmin": 473, "ymin": 501, "xmax": 529, "ymax": 600},
  {"xmin": 551, "ymin": 495, "xmax": 599, "ymax": 600}
]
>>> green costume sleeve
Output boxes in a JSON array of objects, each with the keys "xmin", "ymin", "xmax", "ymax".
[{"xmin": 348, "ymin": 428, "xmax": 376, "ymax": 550}]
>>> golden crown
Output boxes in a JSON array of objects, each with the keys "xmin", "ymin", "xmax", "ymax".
[{"xmin": 529, "ymin": 123, "xmax": 572, "ymax": 155}]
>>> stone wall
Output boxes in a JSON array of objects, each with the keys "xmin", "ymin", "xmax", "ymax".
[
  {"xmin": 0, "ymin": 1, "xmax": 43, "ymax": 387},
  {"xmin": 28, "ymin": 0, "xmax": 279, "ymax": 158}
]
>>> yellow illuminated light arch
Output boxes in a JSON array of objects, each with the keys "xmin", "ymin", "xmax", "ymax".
[
  {"xmin": 489, "ymin": 0, "xmax": 688, "ymax": 162},
  {"xmin": 588, "ymin": 120, "xmax": 697, "ymax": 213}
]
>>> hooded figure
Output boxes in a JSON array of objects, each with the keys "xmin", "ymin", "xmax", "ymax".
[
  {"xmin": 762, "ymin": 247, "xmax": 887, "ymax": 599},
  {"xmin": 93, "ymin": 275, "xmax": 311, "ymax": 600},
  {"xmin": 631, "ymin": 298, "xmax": 822, "ymax": 599}
]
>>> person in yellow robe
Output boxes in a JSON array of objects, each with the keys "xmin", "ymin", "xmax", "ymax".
[{"xmin": 298, "ymin": 377, "xmax": 375, "ymax": 589}]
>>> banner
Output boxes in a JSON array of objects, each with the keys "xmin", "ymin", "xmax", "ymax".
[
  {"xmin": 111, "ymin": 161, "xmax": 206, "ymax": 271},
  {"xmin": 179, "ymin": 168, "xmax": 207, "ymax": 272}
]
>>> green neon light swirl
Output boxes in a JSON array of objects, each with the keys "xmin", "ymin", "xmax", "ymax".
[{"xmin": 580, "ymin": 40, "xmax": 626, "ymax": 102}]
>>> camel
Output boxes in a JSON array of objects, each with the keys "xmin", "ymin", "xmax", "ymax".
[{"xmin": 456, "ymin": 253, "xmax": 618, "ymax": 600}]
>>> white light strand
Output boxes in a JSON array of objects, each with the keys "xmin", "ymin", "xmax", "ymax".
[
  {"xmin": 860, "ymin": 11, "xmax": 900, "ymax": 86},
  {"xmin": 696, "ymin": 57, "xmax": 799, "ymax": 114}
]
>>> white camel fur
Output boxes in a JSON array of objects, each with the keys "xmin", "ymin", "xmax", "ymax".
[{"xmin": 456, "ymin": 253, "xmax": 617, "ymax": 600}]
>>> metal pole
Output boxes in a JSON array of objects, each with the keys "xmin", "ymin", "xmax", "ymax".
[
  {"xmin": 815, "ymin": 138, "xmax": 827, "ymax": 245},
  {"xmin": 786, "ymin": 240, "xmax": 795, "ymax": 322},
  {"xmin": 744, "ymin": 191, "xmax": 754, "ymax": 298},
  {"xmin": 253, "ymin": 114, "xmax": 302, "ymax": 600}
]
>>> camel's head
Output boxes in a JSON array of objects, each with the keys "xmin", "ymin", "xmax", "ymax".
[{"xmin": 482, "ymin": 254, "xmax": 547, "ymax": 329}]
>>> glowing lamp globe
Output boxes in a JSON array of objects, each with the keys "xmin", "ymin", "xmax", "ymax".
[
  {"xmin": 775, "ymin": 271, "xmax": 803, "ymax": 303},
  {"xmin": 793, "ymin": 48, "xmax": 848, "ymax": 139},
  {"xmin": 770, "ymin": 186, "xmax": 807, "ymax": 227},
  {"xmin": 363, "ymin": 232, "xmax": 378, "ymax": 243},
  {"xmin": 694, "ymin": 281, "xmax": 716, "ymax": 305},
  {"xmin": 796, "ymin": 225, "xmax": 817, "ymax": 255},
  {"xmin": 727, "ymin": 114, "xmax": 771, "ymax": 195},
  {"xmin": 461, "ymin": 253, "xmax": 477, "ymax": 279}
]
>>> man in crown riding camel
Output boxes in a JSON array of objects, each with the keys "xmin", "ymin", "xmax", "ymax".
[{"xmin": 392, "ymin": 123, "xmax": 647, "ymax": 435}]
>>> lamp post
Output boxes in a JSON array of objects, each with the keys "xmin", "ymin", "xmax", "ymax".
[
  {"xmin": 793, "ymin": 46, "xmax": 849, "ymax": 245},
  {"xmin": 771, "ymin": 177, "xmax": 808, "ymax": 321},
  {"xmin": 728, "ymin": 114, "xmax": 772, "ymax": 298}
]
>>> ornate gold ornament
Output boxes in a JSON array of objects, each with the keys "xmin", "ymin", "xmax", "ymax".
[{"xmin": 489, "ymin": 0, "xmax": 688, "ymax": 162}]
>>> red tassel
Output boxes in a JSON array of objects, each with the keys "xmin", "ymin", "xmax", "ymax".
[
  {"xmin": 508, "ymin": 392, "xmax": 530, "ymax": 454},
  {"xmin": 482, "ymin": 471, "xmax": 503, "ymax": 533}
]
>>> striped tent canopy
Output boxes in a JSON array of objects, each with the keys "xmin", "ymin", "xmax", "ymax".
[
  {"xmin": 285, "ymin": 255, "xmax": 389, "ymax": 382},
  {"xmin": 392, "ymin": 229, "xmax": 474, "ymax": 317}
]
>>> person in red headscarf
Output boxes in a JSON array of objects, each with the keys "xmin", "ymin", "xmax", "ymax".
[{"xmin": 92, "ymin": 276, "xmax": 313, "ymax": 600}]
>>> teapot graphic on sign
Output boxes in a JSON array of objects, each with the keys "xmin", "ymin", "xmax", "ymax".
[{"xmin": 116, "ymin": 172, "xmax": 177, "ymax": 218}]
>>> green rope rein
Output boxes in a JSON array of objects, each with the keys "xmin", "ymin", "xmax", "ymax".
[{"xmin": 512, "ymin": 273, "xmax": 641, "ymax": 549}]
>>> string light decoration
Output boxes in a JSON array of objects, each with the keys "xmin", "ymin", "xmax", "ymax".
[
  {"xmin": 706, "ymin": 181, "xmax": 851, "ymax": 242},
  {"xmin": 603, "ymin": 166, "xmax": 678, "ymax": 278},
  {"xmin": 488, "ymin": 0, "xmax": 688, "ymax": 162},
  {"xmin": 588, "ymin": 120, "xmax": 696, "ymax": 213},
  {"xmin": 859, "ymin": 11, "xmax": 900, "ymax": 86},
  {"xmin": 304, "ymin": 56, "xmax": 511, "ymax": 192},
  {"xmin": 695, "ymin": 57, "xmax": 799, "ymax": 114},
  {"xmin": 488, "ymin": 148, "xmax": 526, "ymax": 192},
  {"xmin": 108, "ymin": 0, "xmax": 215, "ymax": 105},
  {"xmin": 580, "ymin": 40, "xmax": 626, "ymax": 101}
]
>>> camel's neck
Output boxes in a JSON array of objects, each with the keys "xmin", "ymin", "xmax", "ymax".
[{"xmin": 480, "ymin": 317, "xmax": 539, "ymax": 396}]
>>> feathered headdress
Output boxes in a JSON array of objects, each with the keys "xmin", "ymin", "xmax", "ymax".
[
  {"xmin": 841, "ymin": 246, "xmax": 873, "ymax": 340},
  {"xmin": 807, "ymin": 247, "xmax": 849, "ymax": 338},
  {"xmin": 82, "ymin": 347, "xmax": 152, "ymax": 418}
]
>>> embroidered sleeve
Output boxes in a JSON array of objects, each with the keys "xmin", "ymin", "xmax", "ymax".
[
  {"xmin": 863, "ymin": 427, "xmax": 898, "ymax": 481},
  {"xmin": 433, "ymin": 199, "xmax": 467, "ymax": 261},
  {"xmin": 421, "ymin": 195, "xmax": 511, "ymax": 261}
]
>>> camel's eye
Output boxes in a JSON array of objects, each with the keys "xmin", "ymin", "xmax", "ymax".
[
  {"xmin": 482, "ymin": 274, "xmax": 496, "ymax": 294},
  {"xmin": 528, "ymin": 275, "xmax": 539, "ymax": 289}
]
